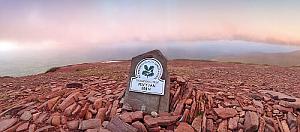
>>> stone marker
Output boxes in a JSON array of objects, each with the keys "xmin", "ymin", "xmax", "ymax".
[{"xmin": 123, "ymin": 50, "xmax": 170, "ymax": 113}]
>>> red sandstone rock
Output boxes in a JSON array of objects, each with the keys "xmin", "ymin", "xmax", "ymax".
[
  {"xmin": 28, "ymin": 124, "xmax": 36, "ymax": 132},
  {"xmin": 109, "ymin": 100, "xmax": 119, "ymax": 119},
  {"xmin": 34, "ymin": 112, "xmax": 48, "ymax": 124},
  {"xmin": 181, "ymin": 109, "xmax": 190, "ymax": 122},
  {"xmin": 174, "ymin": 101, "xmax": 185, "ymax": 115},
  {"xmin": 58, "ymin": 91, "xmax": 82, "ymax": 111},
  {"xmin": 61, "ymin": 115, "xmax": 67, "ymax": 124},
  {"xmin": 213, "ymin": 108, "xmax": 238, "ymax": 119},
  {"xmin": 16, "ymin": 122, "xmax": 29, "ymax": 132},
  {"xmin": 85, "ymin": 111, "xmax": 93, "ymax": 119},
  {"xmin": 79, "ymin": 103, "xmax": 90, "ymax": 118},
  {"xmin": 192, "ymin": 116, "xmax": 202, "ymax": 131},
  {"xmin": 35, "ymin": 125, "xmax": 55, "ymax": 132},
  {"xmin": 144, "ymin": 115, "xmax": 158, "ymax": 128},
  {"xmin": 120, "ymin": 112, "xmax": 133, "ymax": 123},
  {"xmin": 156, "ymin": 115, "xmax": 181, "ymax": 126},
  {"xmin": 51, "ymin": 115, "xmax": 61, "ymax": 126},
  {"xmin": 64, "ymin": 103, "xmax": 77, "ymax": 116},
  {"xmin": 67, "ymin": 120, "xmax": 79, "ymax": 130},
  {"xmin": 206, "ymin": 119, "xmax": 214, "ymax": 132},
  {"xmin": 20, "ymin": 110, "xmax": 32, "ymax": 121},
  {"xmin": 131, "ymin": 111, "xmax": 143, "ymax": 121},
  {"xmin": 217, "ymin": 119, "xmax": 228, "ymax": 132},
  {"xmin": 228, "ymin": 117, "xmax": 239, "ymax": 130},
  {"xmin": 47, "ymin": 96, "xmax": 60, "ymax": 110},
  {"xmin": 72, "ymin": 104, "xmax": 82, "ymax": 115},
  {"xmin": 175, "ymin": 122, "xmax": 194, "ymax": 132},
  {"xmin": 184, "ymin": 99, "xmax": 193, "ymax": 105},
  {"xmin": 244, "ymin": 111, "xmax": 259, "ymax": 132},
  {"xmin": 96, "ymin": 108, "xmax": 107, "ymax": 123},
  {"xmin": 94, "ymin": 98, "xmax": 103, "ymax": 109},
  {"xmin": 132, "ymin": 121, "xmax": 147, "ymax": 132},
  {"xmin": 79, "ymin": 119, "xmax": 102, "ymax": 130},
  {"xmin": 107, "ymin": 116, "xmax": 137, "ymax": 132}
]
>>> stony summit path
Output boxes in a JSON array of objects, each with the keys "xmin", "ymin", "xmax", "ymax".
[{"xmin": 0, "ymin": 60, "xmax": 300, "ymax": 132}]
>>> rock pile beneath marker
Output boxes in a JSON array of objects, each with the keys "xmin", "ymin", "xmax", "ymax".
[{"xmin": 1, "ymin": 75, "xmax": 300, "ymax": 132}]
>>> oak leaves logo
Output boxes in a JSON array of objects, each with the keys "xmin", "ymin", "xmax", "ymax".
[{"xmin": 142, "ymin": 65, "xmax": 154, "ymax": 78}]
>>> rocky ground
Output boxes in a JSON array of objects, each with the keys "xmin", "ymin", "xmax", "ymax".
[{"xmin": 0, "ymin": 60, "xmax": 300, "ymax": 132}]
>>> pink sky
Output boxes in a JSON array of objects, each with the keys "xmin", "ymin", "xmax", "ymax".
[{"xmin": 0, "ymin": 1, "xmax": 300, "ymax": 51}]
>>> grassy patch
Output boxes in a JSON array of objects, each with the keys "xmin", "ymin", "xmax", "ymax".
[{"xmin": 45, "ymin": 67, "xmax": 60, "ymax": 73}]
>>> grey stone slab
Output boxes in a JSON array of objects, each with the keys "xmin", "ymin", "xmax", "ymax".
[{"xmin": 123, "ymin": 50, "xmax": 170, "ymax": 113}]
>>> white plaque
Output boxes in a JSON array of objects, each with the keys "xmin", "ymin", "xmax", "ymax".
[{"xmin": 129, "ymin": 58, "xmax": 165, "ymax": 95}]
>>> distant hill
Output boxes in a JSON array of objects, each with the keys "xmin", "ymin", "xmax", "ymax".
[{"xmin": 213, "ymin": 50, "xmax": 300, "ymax": 67}]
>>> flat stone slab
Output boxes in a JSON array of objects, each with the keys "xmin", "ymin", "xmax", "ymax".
[{"xmin": 259, "ymin": 90, "xmax": 298, "ymax": 102}]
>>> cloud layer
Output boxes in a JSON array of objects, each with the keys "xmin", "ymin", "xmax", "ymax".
[{"xmin": 0, "ymin": 0, "xmax": 300, "ymax": 49}]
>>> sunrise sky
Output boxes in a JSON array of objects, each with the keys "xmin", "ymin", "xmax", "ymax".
[{"xmin": 0, "ymin": 0, "xmax": 300, "ymax": 52}]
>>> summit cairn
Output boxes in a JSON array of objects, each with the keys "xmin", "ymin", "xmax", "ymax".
[{"xmin": 123, "ymin": 50, "xmax": 170, "ymax": 113}]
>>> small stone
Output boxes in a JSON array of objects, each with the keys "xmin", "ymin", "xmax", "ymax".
[
  {"xmin": 242, "ymin": 105, "xmax": 257, "ymax": 112},
  {"xmin": 213, "ymin": 108, "xmax": 238, "ymax": 119},
  {"xmin": 109, "ymin": 100, "xmax": 119, "ymax": 119},
  {"xmin": 107, "ymin": 116, "xmax": 137, "ymax": 132},
  {"xmin": 151, "ymin": 111, "xmax": 158, "ymax": 118},
  {"xmin": 144, "ymin": 115, "xmax": 158, "ymax": 127},
  {"xmin": 122, "ymin": 103, "xmax": 133, "ymax": 111},
  {"xmin": 120, "ymin": 112, "xmax": 133, "ymax": 123},
  {"xmin": 95, "ymin": 108, "xmax": 107, "ymax": 123},
  {"xmin": 47, "ymin": 96, "xmax": 60, "ymax": 110},
  {"xmin": 287, "ymin": 112, "xmax": 297, "ymax": 131},
  {"xmin": 148, "ymin": 126, "xmax": 161, "ymax": 132},
  {"xmin": 132, "ymin": 121, "xmax": 147, "ymax": 132},
  {"xmin": 206, "ymin": 119, "xmax": 214, "ymax": 132},
  {"xmin": 156, "ymin": 115, "xmax": 181, "ymax": 126},
  {"xmin": 85, "ymin": 111, "xmax": 93, "ymax": 119},
  {"xmin": 61, "ymin": 116, "xmax": 67, "ymax": 125},
  {"xmin": 64, "ymin": 103, "xmax": 77, "ymax": 116},
  {"xmin": 228, "ymin": 117, "xmax": 239, "ymax": 130},
  {"xmin": 252, "ymin": 100, "xmax": 264, "ymax": 108},
  {"xmin": 20, "ymin": 111, "xmax": 32, "ymax": 121},
  {"xmin": 94, "ymin": 98, "xmax": 103, "ymax": 109},
  {"xmin": 281, "ymin": 120, "xmax": 291, "ymax": 132},
  {"xmin": 244, "ymin": 111, "xmax": 259, "ymax": 132},
  {"xmin": 239, "ymin": 118, "xmax": 245, "ymax": 124},
  {"xmin": 79, "ymin": 119, "xmax": 102, "ymax": 130},
  {"xmin": 0, "ymin": 118, "xmax": 18, "ymax": 131},
  {"xmin": 66, "ymin": 82, "xmax": 83, "ymax": 88},
  {"xmin": 185, "ymin": 99, "xmax": 193, "ymax": 105},
  {"xmin": 273, "ymin": 110, "xmax": 280, "ymax": 114},
  {"xmin": 35, "ymin": 112, "xmax": 48, "ymax": 124},
  {"xmin": 131, "ymin": 111, "xmax": 143, "ymax": 121},
  {"xmin": 51, "ymin": 115, "xmax": 61, "ymax": 126},
  {"xmin": 175, "ymin": 122, "xmax": 194, "ymax": 132},
  {"xmin": 102, "ymin": 121, "xmax": 109, "ymax": 128},
  {"xmin": 227, "ymin": 95, "xmax": 235, "ymax": 99},
  {"xmin": 67, "ymin": 120, "xmax": 79, "ymax": 130},
  {"xmin": 35, "ymin": 125, "xmax": 55, "ymax": 132},
  {"xmin": 28, "ymin": 124, "xmax": 36, "ymax": 132},
  {"xmin": 16, "ymin": 122, "xmax": 29, "ymax": 132},
  {"xmin": 79, "ymin": 103, "xmax": 89, "ymax": 118},
  {"xmin": 174, "ymin": 101, "xmax": 185, "ymax": 115},
  {"xmin": 32, "ymin": 112, "xmax": 41, "ymax": 122},
  {"xmin": 58, "ymin": 91, "xmax": 82, "ymax": 111},
  {"xmin": 191, "ymin": 116, "xmax": 202, "ymax": 132},
  {"xmin": 105, "ymin": 90, "xmax": 112, "ymax": 95},
  {"xmin": 217, "ymin": 120, "xmax": 228, "ymax": 132},
  {"xmin": 239, "ymin": 111, "xmax": 245, "ymax": 117},
  {"xmin": 72, "ymin": 104, "xmax": 82, "ymax": 115}
]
